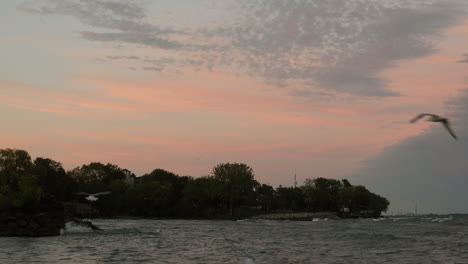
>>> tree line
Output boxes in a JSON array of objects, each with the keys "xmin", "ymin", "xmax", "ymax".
[{"xmin": 0, "ymin": 148, "xmax": 389, "ymax": 218}]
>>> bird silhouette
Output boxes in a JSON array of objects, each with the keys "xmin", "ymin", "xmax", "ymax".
[
  {"xmin": 75, "ymin": 192, "xmax": 111, "ymax": 202},
  {"xmin": 410, "ymin": 113, "xmax": 457, "ymax": 139}
]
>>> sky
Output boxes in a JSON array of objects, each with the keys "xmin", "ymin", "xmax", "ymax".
[{"xmin": 1, "ymin": 0, "xmax": 467, "ymax": 214}]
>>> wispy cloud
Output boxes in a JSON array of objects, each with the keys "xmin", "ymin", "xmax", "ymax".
[
  {"xmin": 106, "ymin": 55, "xmax": 140, "ymax": 60},
  {"xmin": 18, "ymin": 0, "xmax": 190, "ymax": 50},
  {"xmin": 0, "ymin": 80, "xmax": 141, "ymax": 118},
  {"xmin": 19, "ymin": 0, "xmax": 467, "ymax": 98},
  {"xmin": 457, "ymin": 53, "xmax": 468, "ymax": 62},
  {"xmin": 19, "ymin": 0, "xmax": 146, "ymax": 19},
  {"xmin": 80, "ymin": 31, "xmax": 187, "ymax": 50},
  {"xmin": 104, "ymin": 55, "xmax": 178, "ymax": 72},
  {"xmin": 142, "ymin": 66, "xmax": 162, "ymax": 72}
]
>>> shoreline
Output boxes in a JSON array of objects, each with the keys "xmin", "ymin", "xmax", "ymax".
[
  {"xmin": 249, "ymin": 211, "xmax": 341, "ymax": 221},
  {"xmin": 96, "ymin": 211, "xmax": 343, "ymax": 221}
]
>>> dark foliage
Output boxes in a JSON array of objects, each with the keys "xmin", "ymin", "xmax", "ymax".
[{"xmin": 0, "ymin": 148, "xmax": 389, "ymax": 218}]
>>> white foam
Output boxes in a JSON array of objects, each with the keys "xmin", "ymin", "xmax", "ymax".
[
  {"xmin": 62, "ymin": 221, "xmax": 94, "ymax": 233},
  {"xmin": 431, "ymin": 215, "xmax": 453, "ymax": 223},
  {"xmin": 243, "ymin": 257, "xmax": 256, "ymax": 264}
]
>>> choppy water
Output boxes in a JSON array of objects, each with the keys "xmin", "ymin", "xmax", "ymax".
[{"xmin": 1, "ymin": 215, "xmax": 467, "ymax": 264}]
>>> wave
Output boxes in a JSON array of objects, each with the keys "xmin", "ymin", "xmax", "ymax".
[
  {"xmin": 431, "ymin": 215, "xmax": 453, "ymax": 223},
  {"xmin": 61, "ymin": 221, "xmax": 95, "ymax": 234}
]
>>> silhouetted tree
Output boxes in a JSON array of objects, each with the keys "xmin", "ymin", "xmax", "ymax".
[
  {"xmin": 179, "ymin": 176, "xmax": 223, "ymax": 217},
  {"xmin": 212, "ymin": 163, "xmax": 257, "ymax": 216},
  {"xmin": 0, "ymin": 148, "xmax": 390, "ymax": 218},
  {"xmin": 33, "ymin": 157, "xmax": 74, "ymax": 202},
  {"xmin": 69, "ymin": 162, "xmax": 127, "ymax": 193},
  {"xmin": 0, "ymin": 149, "xmax": 41, "ymax": 211},
  {"xmin": 255, "ymin": 184, "xmax": 276, "ymax": 212},
  {"xmin": 276, "ymin": 186, "xmax": 305, "ymax": 211}
]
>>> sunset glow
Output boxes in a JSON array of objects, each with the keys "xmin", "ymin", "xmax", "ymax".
[{"xmin": 1, "ymin": 0, "xmax": 468, "ymax": 213}]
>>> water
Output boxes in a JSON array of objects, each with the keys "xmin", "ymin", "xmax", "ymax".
[{"xmin": 1, "ymin": 215, "xmax": 467, "ymax": 264}]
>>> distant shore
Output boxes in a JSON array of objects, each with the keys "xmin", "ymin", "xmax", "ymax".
[
  {"xmin": 95, "ymin": 212, "xmax": 342, "ymax": 221},
  {"xmin": 249, "ymin": 212, "xmax": 341, "ymax": 221}
]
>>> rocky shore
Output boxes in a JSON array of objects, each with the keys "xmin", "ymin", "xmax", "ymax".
[
  {"xmin": 250, "ymin": 211, "xmax": 340, "ymax": 221},
  {"xmin": 0, "ymin": 200, "xmax": 106, "ymax": 237},
  {"xmin": 0, "ymin": 211, "xmax": 66, "ymax": 237}
]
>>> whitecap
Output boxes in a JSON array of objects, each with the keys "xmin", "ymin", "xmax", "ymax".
[
  {"xmin": 431, "ymin": 215, "xmax": 453, "ymax": 223},
  {"xmin": 62, "ymin": 221, "xmax": 94, "ymax": 234},
  {"xmin": 243, "ymin": 257, "xmax": 256, "ymax": 264}
]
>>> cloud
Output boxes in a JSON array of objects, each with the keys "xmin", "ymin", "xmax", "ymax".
[
  {"xmin": 19, "ymin": 0, "xmax": 145, "ymax": 18},
  {"xmin": 106, "ymin": 55, "xmax": 140, "ymax": 60},
  {"xmin": 104, "ymin": 55, "xmax": 178, "ymax": 72},
  {"xmin": 457, "ymin": 53, "xmax": 468, "ymax": 63},
  {"xmin": 19, "ymin": 0, "xmax": 189, "ymax": 50},
  {"xmin": 352, "ymin": 89, "xmax": 468, "ymax": 214},
  {"xmin": 80, "ymin": 31, "xmax": 187, "ymax": 50},
  {"xmin": 0, "ymin": 80, "xmax": 146, "ymax": 118},
  {"xmin": 19, "ymin": 0, "xmax": 467, "ymax": 98},
  {"xmin": 224, "ymin": 0, "xmax": 466, "ymax": 97},
  {"xmin": 142, "ymin": 66, "xmax": 162, "ymax": 72}
]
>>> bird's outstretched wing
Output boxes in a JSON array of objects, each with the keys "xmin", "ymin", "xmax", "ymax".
[
  {"xmin": 441, "ymin": 120, "xmax": 457, "ymax": 140},
  {"xmin": 410, "ymin": 113, "xmax": 436, "ymax": 123},
  {"xmin": 94, "ymin": 191, "xmax": 111, "ymax": 196}
]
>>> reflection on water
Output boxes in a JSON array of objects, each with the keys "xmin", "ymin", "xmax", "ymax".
[{"xmin": 0, "ymin": 216, "xmax": 467, "ymax": 264}]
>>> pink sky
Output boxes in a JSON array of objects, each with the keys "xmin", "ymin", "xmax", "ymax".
[{"xmin": 1, "ymin": 1, "xmax": 468, "ymax": 203}]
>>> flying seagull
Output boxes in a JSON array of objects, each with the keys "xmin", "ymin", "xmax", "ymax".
[
  {"xmin": 75, "ymin": 192, "xmax": 111, "ymax": 202},
  {"xmin": 410, "ymin": 113, "xmax": 457, "ymax": 139}
]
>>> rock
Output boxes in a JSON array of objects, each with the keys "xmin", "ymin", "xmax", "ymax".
[
  {"xmin": 36, "ymin": 214, "xmax": 49, "ymax": 226},
  {"xmin": 18, "ymin": 219, "xmax": 27, "ymax": 227},
  {"xmin": 7, "ymin": 222, "xmax": 18, "ymax": 231},
  {"xmin": 0, "ymin": 216, "xmax": 8, "ymax": 224},
  {"xmin": 15, "ymin": 228, "xmax": 29, "ymax": 236},
  {"xmin": 30, "ymin": 223, "xmax": 40, "ymax": 231},
  {"xmin": 66, "ymin": 218, "xmax": 103, "ymax": 231},
  {"xmin": 0, "ymin": 210, "xmax": 66, "ymax": 237}
]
